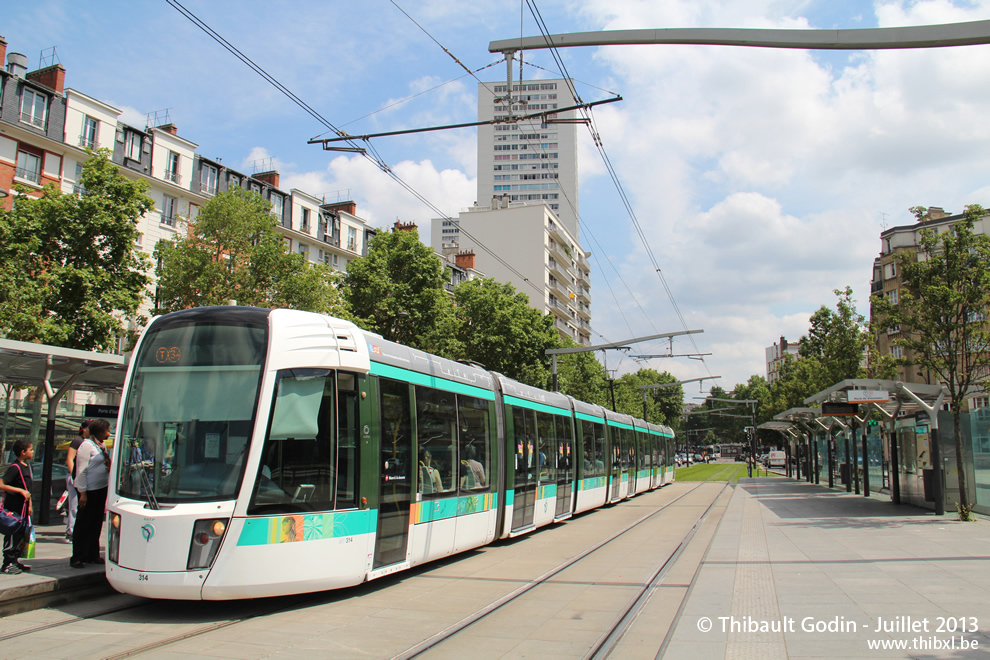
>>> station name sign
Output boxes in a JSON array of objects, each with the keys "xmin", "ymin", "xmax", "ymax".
[
  {"xmin": 822, "ymin": 401, "xmax": 859, "ymax": 416},
  {"xmin": 846, "ymin": 390, "xmax": 890, "ymax": 404}
]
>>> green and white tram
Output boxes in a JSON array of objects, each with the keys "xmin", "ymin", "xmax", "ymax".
[{"xmin": 105, "ymin": 307, "xmax": 675, "ymax": 600}]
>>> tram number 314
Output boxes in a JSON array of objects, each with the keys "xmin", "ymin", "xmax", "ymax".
[{"xmin": 138, "ymin": 573, "xmax": 150, "ymax": 581}]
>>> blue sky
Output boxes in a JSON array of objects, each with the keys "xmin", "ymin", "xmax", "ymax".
[{"xmin": 6, "ymin": 1, "xmax": 990, "ymax": 393}]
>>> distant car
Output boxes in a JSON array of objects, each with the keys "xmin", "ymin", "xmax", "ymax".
[{"xmin": 693, "ymin": 453, "xmax": 704, "ymax": 463}]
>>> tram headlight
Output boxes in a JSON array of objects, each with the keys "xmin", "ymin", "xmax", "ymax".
[
  {"xmin": 187, "ymin": 518, "xmax": 229, "ymax": 570},
  {"xmin": 108, "ymin": 513, "xmax": 121, "ymax": 564}
]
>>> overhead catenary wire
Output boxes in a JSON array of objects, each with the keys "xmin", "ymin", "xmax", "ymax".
[
  {"xmin": 166, "ymin": 0, "xmax": 644, "ymax": 357},
  {"xmin": 523, "ymin": 0, "xmax": 714, "ymax": 378}
]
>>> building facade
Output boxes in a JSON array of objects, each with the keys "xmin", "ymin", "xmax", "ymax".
[
  {"xmin": 432, "ymin": 203, "xmax": 592, "ymax": 346},
  {"xmin": 476, "ymin": 78, "xmax": 580, "ymax": 239},
  {"xmin": 765, "ymin": 336, "xmax": 800, "ymax": 384},
  {"xmin": 870, "ymin": 206, "xmax": 990, "ymax": 390},
  {"xmin": 0, "ymin": 39, "xmax": 375, "ymax": 328}
]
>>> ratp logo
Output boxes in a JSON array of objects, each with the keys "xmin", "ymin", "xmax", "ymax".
[{"xmin": 141, "ymin": 524, "xmax": 156, "ymax": 543}]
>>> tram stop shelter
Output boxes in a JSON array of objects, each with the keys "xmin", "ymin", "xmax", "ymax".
[
  {"xmin": 0, "ymin": 338, "xmax": 127, "ymax": 524},
  {"xmin": 759, "ymin": 379, "xmax": 961, "ymax": 514}
]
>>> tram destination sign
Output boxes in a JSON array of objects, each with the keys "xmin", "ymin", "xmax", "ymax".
[{"xmin": 821, "ymin": 401, "xmax": 859, "ymax": 417}]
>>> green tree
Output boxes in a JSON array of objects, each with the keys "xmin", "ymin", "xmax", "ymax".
[
  {"xmin": 0, "ymin": 149, "xmax": 152, "ymax": 351},
  {"xmin": 343, "ymin": 228, "xmax": 459, "ymax": 357},
  {"xmin": 556, "ymin": 346, "xmax": 609, "ymax": 408},
  {"xmin": 799, "ymin": 286, "xmax": 868, "ymax": 384},
  {"xmin": 452, "ymin": 277, "xmax": 560, "ymax": 387},
  {"xmin": 609, "ymin": 369, "xmax": 683, "ymax": 424},
  {"xmin": 154, "ymin": 187, "xmax": 349, "ymax": 316},
  {"xmin": 873, "ymin": 205, "xmax": 990, "ymax": 519}
]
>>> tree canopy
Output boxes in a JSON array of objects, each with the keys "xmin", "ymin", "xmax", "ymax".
[
  {"xmin": 0, "ymin": 149, "xmax": 152, "ymax": 351},
  {"xmin": 452, "ymin": 277, "xmax": 560, "ymax": 387},
  {"xmin": 342, "ymin": 228, "xmax": 460, "ymax": 357},
  {"xmin": 154, "ymin": 187, "xmax": 349, "ymax": 317}
]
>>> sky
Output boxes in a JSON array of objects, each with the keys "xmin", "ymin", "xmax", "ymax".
[{"xmin": 6, "ymin": 0, "xmax": 990, "ymax": 396}]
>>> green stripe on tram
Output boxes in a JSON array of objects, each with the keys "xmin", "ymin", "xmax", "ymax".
[
  {"xmin": 370, "ymin": 361, "xmax": 496, "ymax": 400},
  {"xmin": 607, "ymin": 419, "xmax": 637, "ymax": 431},
  {"xmin": 576, "ymin": 412, "xmax": 605, "ymax": 424},
  {"xmin": 503, "ymin": 395, "xmax": 570, "ymax": 416}
]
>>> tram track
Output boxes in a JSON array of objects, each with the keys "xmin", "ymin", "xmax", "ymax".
[
  {"xmin": 392, "ymin": 480, "xmax": 729, "ymax": 660},
  {"xmin": 0, "ymin": 479, "xmax": 733, "ymax": 659}
]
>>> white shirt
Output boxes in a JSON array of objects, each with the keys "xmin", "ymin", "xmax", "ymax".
[{"xmin": 75, "ymin": 438, "xmax": 110, "ymax": 492}]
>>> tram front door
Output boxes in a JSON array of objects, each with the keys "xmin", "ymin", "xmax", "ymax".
[{"xmin": 374, "ymin": 379, "xmax": 412, "ymax": 569}]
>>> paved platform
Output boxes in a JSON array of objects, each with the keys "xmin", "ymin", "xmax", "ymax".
[
  {"xmin": 666, "ymin": 479, "xmax": 990, "ymax": 659},
  {"xmin": 0, "ymin": 521, "xmax": 110, "ymax": 617},
  {"xmin": 3, "ymin": 479, "xmax": 990, "ymax": 660}
]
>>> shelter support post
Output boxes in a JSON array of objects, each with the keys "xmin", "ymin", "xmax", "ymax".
[{"xmin": 895, "ymin": 383, "xmax": 947, "ymax": 515}]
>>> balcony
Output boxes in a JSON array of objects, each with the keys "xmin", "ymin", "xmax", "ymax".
[
  {"xmin": 164, "ymin": 170, "xmax": 182, "ymax": 186},
  {"xmin": 20, "ymin": 112, "xmax": 45, "ymax": 130},
  {"xmin": 78, "ymin": 136, "xmax": 97, "ymax": 149},
  {"xmin": 14, "ymin": 166, "xmax": 40, "ymax": 184},
  {"xmin": 577, "ymin": 303, "xmax": 591, "ymax": 320},
  {"xmin": 547, "ymin": 240, "xmax": 569, "ymax": 265},
  {"xmin": 547, "ymin": 257, "xmax": 568, "ymax": 281},
  {"xmin": 548, "ymin": 298, "xmax": 570, "ymax": 320},
  {"xmin": 548, "ymin": 278, "xmax": 569, "ymax": 300},
  {"xmin": 577, "ymin": 268, "xmax": 590, "ymax": 286},
  {"xmin": 870, "ymin": 280, "xmax": 883, "ymax": 294},
  {"xmin": 576, "ymin": 286, "xmax": 590, "ymax": 303}
]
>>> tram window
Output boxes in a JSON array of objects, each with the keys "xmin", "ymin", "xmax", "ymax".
[
  {"xmin": 416, "ymin": 386, "xmax": 457, "ymax": 495},
  {"xmin": 380, "ymin": 378, "xmax": 412, "ymax": 486},
  {"xmin": 535, "ymin": 412, "xmax": 555, "ymax": 481},
  {"xmin": 336, "ymin": 373, "xmax": 360, "ymax": 509},
  {"xmin": 248, "ymin": 369, "xmax": 334, "ymax": 514},
  {"xmin": 555, "ymin": 415, "xmax": 570, "ymax": 474},
  {"xmin": 457, "ymin": 395, "xmax": 491, "ymax": 491}
]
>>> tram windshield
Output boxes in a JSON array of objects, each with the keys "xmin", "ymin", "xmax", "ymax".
[{"xmin": 116, "ymin": 317, "xmax": 267, "ymax": 504}]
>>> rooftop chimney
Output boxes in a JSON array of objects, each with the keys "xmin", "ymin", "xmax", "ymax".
[
  {"xmin": 26, "ymin": 63, "xmax": 66, "ymax": 93},
  {"xmin": 0, "ymin": 37, "xmax": 7, "ymax": 67},
  {"xmin": 322, "ymin": 200, "xmax": 356, "ymax": 216},
  {"xmin": 6, "ymin": 52, "xmax": 27, "ymax": 77},
  {"xmin": 254, "ymin": 170, "xmax": 279, "ymax": 189},
  {"xmin": 392, "ymin": 220, "xmax": 418, "ymax": 233},
  {"xmin": 158, "ymin": 123, "xmax": 178, "ymax": 135},
  {"xmin": 454, "ymin": 250, "xmax": 476, "ymax": 270},
  {"xmin": 926, "ymin": 206, "xmax": 949, "ymax": 221}
]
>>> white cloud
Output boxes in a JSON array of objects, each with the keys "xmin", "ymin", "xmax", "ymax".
[{"xmin": 281, "ymin": 155, "xmax": 476, "ymax": 232}]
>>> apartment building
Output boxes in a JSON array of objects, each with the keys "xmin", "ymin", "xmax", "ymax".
[
  {"xmin": 433, "ymin": 203, "xmax": 592, "ymax": 346},
  {"xmin": 870, "ymin": 206, "xmax": 990, "ymax": 390},
  {"xmin": 476, "ymin": 78, "xmax": 580, "ymax": 240},
  {"xmin": 765, "ymin": 336, "xmax": 800, "ymax": 385},
  {"xmin": 0, "ymin": 39, "xmax": 375, "ymax": 313},
  {"xmin": 0, "ymin": 40, "xmax": 70, "ymax": 210}
]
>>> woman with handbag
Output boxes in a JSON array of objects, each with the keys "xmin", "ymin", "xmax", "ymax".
[
  {"xmin": 1, "ymin": 439, "xmax": 33, "ymax": 575},
  {"xmin": 71, "ymin": 419, "xmax": 111, "ymax": 569}
]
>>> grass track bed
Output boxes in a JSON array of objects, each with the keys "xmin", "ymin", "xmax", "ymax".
[{"xmin": 675, "ymin": 462, "xmax": 777, "ymax": 482}]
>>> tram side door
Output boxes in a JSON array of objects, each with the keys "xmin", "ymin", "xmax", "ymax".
[
  {"xmin": 609, "ymin": 426, "xmax": 622, "ymax": 501},
  {"xmin": 511, "ymin": 407, "xmax": 536, "ymax": 531},
  {"xmin": 554, "ymin": 415, "xmax": 573, "ymax": 518},
  {"xmin": 374, "ymin": 379, "xmax": 413, "ymax": 569}
]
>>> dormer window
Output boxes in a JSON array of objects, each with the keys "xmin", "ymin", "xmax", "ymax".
[
  {"xmin": 164, "ymin": 151, "xmax": 180, "ymax": 184},
  {"xmin": 81, "ymin": 116, "xmax": 98, "ymax": 149},
  {"xmin": 201, "ymin": 164, "xmax": 218, "ymax": 195},
  {"xmin": 125, "ymin": 131, "xmax": 142, "ymax": 160},
  {"xmin": 20, "ymin": 88, "xmax": 48, "ymax": 129}
]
